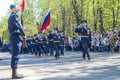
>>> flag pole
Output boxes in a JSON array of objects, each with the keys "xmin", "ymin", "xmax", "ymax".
[
  {"xmin": 20, "ymin": 0, "xmax": 27, "ymax": 48},
  {"xmin": 20, "ymin": 0, "xmax": 25, "ymax": 26},
  {"xmin": 45, "ymin": 0, "xmax": 49, "ymax": 35},
  {"xmin": 21, "ymin": 11, "xmax": 23, "ymax": 26}
]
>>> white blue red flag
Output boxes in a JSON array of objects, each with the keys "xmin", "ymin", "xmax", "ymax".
[{"xmin": 40, "ymin": 10, "xmax": 50, "ymax": 32}]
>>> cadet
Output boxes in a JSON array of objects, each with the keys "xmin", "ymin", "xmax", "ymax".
[
  {"xmin": 0, "ymin": 38, "xmax": 3, "ymax": 60},
  {"xmin": 0, "ymin": 38, "xmax": 2, "ymax": 48},
  {"xmin": 27, "ymin": 36, "xmax": 33, "ymax": 54},
  {"xmin": 42, "ymin": 33, "xmax": 49, "ymax": 55},
  {"xmin": 53, "ymin": 28, "xmax": 60, "ymax": 59},
  {"xmin": 8, "ymin": 4, "xmax": 25, "ymax": 79},
  {"xmin": 59, "ymin": 30, "xmax": 65, "ymax": 55},
  {"xmin": 81, "ymin": 20, "xmax": 91, "ymax": 60},
  {"xmin": 29, "ymin": 36, "xmax": 34, "ymax": 54},
  {"xmin": 32, "ymin": 34, "xmax": 38, "ymax": 56},
  {"xmin": 36, "ymin": 34, "xmax": 43, "ymax": 57},
  {"xmin": 48, "ymin": 31, "xmax": 54, "ymax": 56},
  {"xmin": 76, "ymin": 20, "xmax": 91, "ymax": 60}
]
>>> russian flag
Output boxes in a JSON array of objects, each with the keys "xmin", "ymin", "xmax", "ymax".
[{"xmin": 40, "ymin": 10, "xmax": 50, "ymax": 32}]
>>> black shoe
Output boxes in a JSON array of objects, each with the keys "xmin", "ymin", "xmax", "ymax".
[
  {"xmin": 45, "ymin": 53, "xmax": 48, "ymax": 56},
  {"xmin": 50, "ymin": 54, "xmax": 53, "ymax": 56},
  {"xmin": 88, "ymin": 57, "xmax": 91, "ymax": 60},
  {"xmin": 35, "ymin": 53, "xmax": 37, "ymax": 56},
  {"xmin": 39, "ymin": 53, "xmax": 41, "ymax": 57},
  {"xmin": 0, "ymin": 58, "xmax": 3, "ymax": 60},
  {"xmin": 55, "ymin": 55, "xmax": 58, "ymax": 59},
  {"xmin": 55, "ymin": 56, "xmax": 58, "ymax": 59},
  {"xmin": 12, "ymin": 69, "xmax": 24, "ymax": 79},
  {"xmin": 61, "ymin": 53, "xmax": 64, "ymax": 55},
  {"xmin": 61, "ymin": 52, "xmax": 64, "ymax": 55},
  {"xmin": 12, "ymin": 74, "xmax": 24, "ymax": 79},
  {"xmin": 50, "ymin": 53, "xmax": 53, "ymax": 56},
  {"xmin": 83, "ymin": 57, "xmax": 86, "ymax": 60}
]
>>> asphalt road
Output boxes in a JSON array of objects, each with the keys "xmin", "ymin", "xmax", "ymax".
[{"xmin": 0, "ymin": 51, "xmax": 120, "ymax": 80}]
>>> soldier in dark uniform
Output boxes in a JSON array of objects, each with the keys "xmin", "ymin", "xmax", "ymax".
[
  {"xmin": 0, "ymin": 38, "xmax": 3, "ymax": 52},
  {"xmin": 53, "ymin": 28, "xmax": 60, "ymax": 59},
  {"xmin": 0, "ymin": 38, "xmax": 3, "ymax": 60},
  {"xmin": 0, "ymin": 38, "xmax": 2, "ymax": 48},
  {"xmin": 29, "ymin": 36, "xmax": 34, "ymax": 54},
  {"xmin": 42, "ymin": 33, "xmax": 49, "ymax": 55},
  {"xmin": 76, "ymin": 20, "xmax": 91, "ymax": 60},
  {"xmin": 8, "ymin": 4, "xmax": 25, "ymax": 79},
  {"xmin": 48, "ymin": 31, "xmax": 54, "ymax": 56},
  {"xmin": 59, "ymin": 30, "xmax": 65, "ymax": 55},
  {"xmin": 36, "ymin": 34, "xmax": 43, "ymax": 57},
  {"xmin": 31, "ymin": 34, "xmax": 38, "ymax": 56},
  {"xmin": 27, "ymin": 36, "xmax": 33, "ymax": 54}
]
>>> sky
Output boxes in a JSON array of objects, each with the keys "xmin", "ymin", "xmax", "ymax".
[{"xmin": 0, "ymin": 0, "xmax": 14, "ymax": 19}]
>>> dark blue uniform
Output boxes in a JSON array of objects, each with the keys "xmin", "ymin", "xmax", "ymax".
[
  {"xmin": 27, "ymin": 37, "xmax": 33, "ymax": 54},
  {"xmin": 48, "ymin": 32, "xmax": 54, "ymax": 56},
  {"xmin": 36, "ymin": 36, "xmax": 43, "ymax": 57},
  {"xmin": 8, "ymin": 12, "xmax": 25, "ymax": 69},
  {"xmin": 59, "ymin": 33, "xmax": 65, "ymax": 55},
  {"xmin": 31, "ymin": 36, "xmax": 38, "ymax": 56},
  {"xmin": 79, "ymin": 26, "xmax": 91, "ymax": 60},
  {"xmin": 42, "ymin": 35, "xmax": 49, "ymax": 55},
  {"xmin": 75, "ymin": 20, "xmax": 91, "ymax": 60},
  {"xmin": 0, "ymin": 39, "xmax": 2, "ymax": 48},
  {"xmin": 53, "ymin": 33, "xmax": 60, "ymax": 59}
]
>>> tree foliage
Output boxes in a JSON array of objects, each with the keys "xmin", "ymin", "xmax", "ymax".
[
  {"xmin": 36, "ymin": 0, "xmax": 120, "ymax": 35},
  {"xmin": 0, "ymin": 0, "xmax": 120, "ymax": 41}
]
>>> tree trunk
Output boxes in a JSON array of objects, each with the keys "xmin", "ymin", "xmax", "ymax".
[
  {"xmin": 93, "ymin": 0, "xmax": 97, "ymax": 32},
  {"xmin": 112, "ymin": 8, "xmax": 116, "ymax": 30},
  {"xmin": 60, "ymin": 4, "xmax": 66, "ymax": 35},
  {"xmin": 98, "ymin": 7, "xmax": 105, "ymax": 33},
  {"xmin": 71, "ymin": 0, "xmax": 80, "ymax": 26},
  {"xmin": 115, "ymin": 0, "xmax": 120, "ymax": 27},
  {"xmin": 81, "ymin": 0, "xmax": 84, "ymax": 19}
]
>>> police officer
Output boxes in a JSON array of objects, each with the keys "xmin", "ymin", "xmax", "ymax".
[
  {"xmin": 8, "ymin": 4, "xmax": 25, "ymax": 79},
  {"xmin": 76, "ymin": 20, "xmax": 91, "ymax": 60}
]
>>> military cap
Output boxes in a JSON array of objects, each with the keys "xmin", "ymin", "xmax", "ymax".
[
  {"xmin": 59, "ymin": 30, "xmax": 63, "ymax": 33},
  {"xmin": 54, "ymin": 28, "xmax": 58, "ymax": 31},
  {"xmin": 10, "ymin": 4, "xmax": 16, "ymax": 9},
  {"xmin": 34, "ymin": 34, "xmax": 37, "ymax": 36},
  {"xmin": 80, "ymin": 20, "xmax": 87, "ymax": 24}
]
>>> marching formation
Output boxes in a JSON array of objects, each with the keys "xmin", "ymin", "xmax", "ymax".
[
  {"xmin": 1, "ymin": 22, "xmax": 120, "ymax": 60},
  {"xmin": 23, "ymin": 28, "xmax": 65, "ymax": 59}
]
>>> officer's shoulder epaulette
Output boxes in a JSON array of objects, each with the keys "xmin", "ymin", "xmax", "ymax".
[
  {"xmin": 80, "ymin": 27, "xmax": 83, "ymax": 29},
  {"xmin": 87, "ymin": 27, "xmax": 91, "ymax": 30},
  {"xmin": 11, "ymin": 13, "xmax": 16, "ymax": 17}
]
